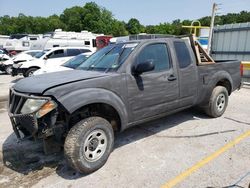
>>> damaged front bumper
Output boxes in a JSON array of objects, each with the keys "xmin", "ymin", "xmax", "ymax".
[
  {"xmin": 0, "ymin": 63, "xmax": 6, "ymax": 71},
  {"xmin": 8, "ymin": 88, "xmax": 57, "ymax": 140}
]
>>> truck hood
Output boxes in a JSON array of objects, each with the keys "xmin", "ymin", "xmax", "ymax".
[{"xmin": 13, "ymin": 70, "xmax": 110, "ymax": 94}]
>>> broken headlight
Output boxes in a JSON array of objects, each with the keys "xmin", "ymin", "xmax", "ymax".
[{"xmin": 21, "ymin": 99, "xmax": 57, "ymax": 118}]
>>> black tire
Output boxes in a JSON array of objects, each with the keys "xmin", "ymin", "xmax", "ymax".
[
  {"xmin": 24, "ymin": 67, "xmax": 38, "ymax": 77},
  {"xmin": 5, "ymin": 65, "xmax": 12, "ymax": 75},
  {"xmin": 64, "ymin": 116, "xmax": 114, "ymax": 174},
  {"xmin": 204, "ymin": 86, "xmax": 228, "ymax": 118}
]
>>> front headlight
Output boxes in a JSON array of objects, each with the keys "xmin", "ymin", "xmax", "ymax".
[
  {"xmin": 36, "ymin": 100, "xmax": 57, "ymax": 118},
  {"xmin": 21, "ymin": 99, "xmax": 57, "ymax": 118},
  {"xmin": 13, "ymin": 63, "xmax": 22, "ymax": 68},
  {"xmin": 21, "ymin": 99, "xmax": 47, "ymax": 114}
]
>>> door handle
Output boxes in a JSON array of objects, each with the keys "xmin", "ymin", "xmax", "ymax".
[{"xmin": 168, "ymin": 75, "xmax": 177, "ymax": 81}]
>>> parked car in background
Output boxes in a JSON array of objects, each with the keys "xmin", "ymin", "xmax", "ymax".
[
  {"xmin": 0, "ymin": 50, "xmax": 42, "ymax": 74},
  {"xmin": 33, "ymin": 53, "xmax": 89, "ymax": 75},
  {"xmin": 0, "ymin": 48, "xmax": 10, "ymax": 60},
  {"xmin": 12, "ymin": 47, "xmax": 93, "ymax": 77},
  {"xmin": 0, "ymin": 49, "xmax": 11, "ymax": 73}
]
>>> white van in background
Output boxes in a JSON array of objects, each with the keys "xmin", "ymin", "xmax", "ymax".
[
  {"xmin": 0, "ymin": 35, "xmax": 9, "ymax": 48},
  {"xmin": 31, "ymin": 29, "xmax": 103, "ymax": 52},
  {"xmin": 3, "ymin": 34, "xmax": 43, "ymax": 52},
  {"xmin": 12, "ymin": 47, "xmax": 93, "ymax": 77}
]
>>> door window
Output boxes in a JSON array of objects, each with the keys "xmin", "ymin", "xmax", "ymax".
[
  {"xmin": 85, "ymin": 41, "xmax": 90, "ymax": 45},
  {"xmin": 47, "ymin": 49, "xmax": 64, "ymax": 59},
  {"xmin": 137, "ymin": 43, "xmax": 170, "ymax": 72}
]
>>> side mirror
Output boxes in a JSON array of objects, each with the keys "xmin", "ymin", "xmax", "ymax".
[
  {"xmin": 44, "ymin": 55, "xmax": 48, "ymax": 60},
  {"xmin": 132, "ymin": 60, "xmax": 155, "ymax": 76}
]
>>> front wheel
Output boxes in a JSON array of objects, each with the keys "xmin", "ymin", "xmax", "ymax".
[
  {"xmin": 64, "ymin": 117, "xmax": 114, "ymax": 174},
  {"xmin": 5, "ymin": 65, "xmax": 12, "ymax": 75},
  {"xmin": 24, "ymin": 67, "xmax": 38, "ymax": 77},
  {"xmin": 204, "ymin": 86, "xmax": 229, "ymax": 118}
]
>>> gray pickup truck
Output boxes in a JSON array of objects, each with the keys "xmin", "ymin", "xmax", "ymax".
[{"xmin": 8, "ymin": 37, "xmax": 241, "ymax": 173}]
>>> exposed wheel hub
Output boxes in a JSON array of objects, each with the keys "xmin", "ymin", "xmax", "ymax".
[
  {"xmin": 216, "ymin": 93, "xmax": 226, "ymax": 112},
  {"xmin": 89, "ymin": 138, "xmax": 99, "ymax": 151},
  {"xmin": 82, "ymin": 129, "xmax": 108, "ymax": 162}
]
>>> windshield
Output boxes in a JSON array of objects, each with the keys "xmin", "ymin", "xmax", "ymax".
[
  {"xmin": 34, "ymin": 51, "xmax": 47, "ymax": 58},
  {"xmin": 63, "ymin": 54, "xmax": 88, "ymax": 69},
  {"xmin": 77, "ymin": 43, "xmax": 138, "ymax": 72},
  {"xmin": 26, "ymin": 51, "xmax": 42, "ymax": 57}
]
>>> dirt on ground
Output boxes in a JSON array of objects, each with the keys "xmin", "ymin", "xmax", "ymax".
[{"xmin": 0, "ymin": 137, "xmax": 65, "ymax": 188}]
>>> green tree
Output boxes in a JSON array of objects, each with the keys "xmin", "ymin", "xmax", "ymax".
[
  {"xmin": 97, "ymin": 8, "xmax": 114, "ymax": 34},
  {"xmin": 0, "ymin": 2, "xmax": 250, "ymax": 36},
  {"xmin": 111, "ymin": 20, "xmax": 128, "ymax": 36},
  {"xmin": 60, "ymin": 6, "xmax": 84, "ymax": 32},
  {"xmin": 126, "ymin": 18, "xmax": 143, "ymax": 34},
  {"xmin": 145, "ymin": 25, "xmax": 157, "ymax": 34}
]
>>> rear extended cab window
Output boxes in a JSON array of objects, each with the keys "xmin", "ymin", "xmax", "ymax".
[
  {"xmin": 80, "ymin": 49, "xmax": 92, "ymax": 53},
  {"xmin": 174, "ymin": 41, "xmax": 192, "ymax": 68},
  {"xmin": 66, "ymin": 49, "xmax": 81, "ymax": 56}
]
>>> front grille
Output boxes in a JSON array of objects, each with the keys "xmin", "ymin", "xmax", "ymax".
[
  {"xmin": 15, "ymin": 114, "xmax": 38, "ymax": 135},
  {"xmin": 8, "ymin": 89, "xmax": 50, "ymax": 137},
  {"xmin": 9, "ymin": 89, "xmax": 27, "ymax": 115}
]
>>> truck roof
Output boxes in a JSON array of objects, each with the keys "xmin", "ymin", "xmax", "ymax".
[{"xmin": 117, "ymin": 37, "xmax": 184, "ymax": 45}]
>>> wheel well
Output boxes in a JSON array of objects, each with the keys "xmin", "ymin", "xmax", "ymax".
[
  {"xmin": 69, "ymin": 103, "xmax": 121, "ymax": 132},
  {"xmin": 216, "ymin": 79, "xmax": 232, "ymax": 95},
  {"xmin": 28, "ymin": 66, "xmax": 40, "ymax": 70}
]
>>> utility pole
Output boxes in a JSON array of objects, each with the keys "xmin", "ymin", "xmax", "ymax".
[{"xmin": 207, "ymin": 3, "xmax": 218, "ymax": 55}]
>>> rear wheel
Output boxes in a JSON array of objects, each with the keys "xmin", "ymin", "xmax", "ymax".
[
  {"xmin": 64, "ymin": 117, "xmax": 114, "ymax": 174},
  {"xmin": 24, "ymin": 67, "xmax": 38, "ymax": 77},
  {"xmin": 204, "ymin": 86, "xmax": 228, "ymax": 118}
]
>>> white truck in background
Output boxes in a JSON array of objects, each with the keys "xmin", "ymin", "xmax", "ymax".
[{"xmin": 12, "ymin": 47, "xmax": 93, "ymax": 77}]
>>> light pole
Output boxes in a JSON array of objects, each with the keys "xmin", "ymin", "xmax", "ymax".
[{"xmin": 207, "ymin": 3, "xmax": 218, "ymax": 55}]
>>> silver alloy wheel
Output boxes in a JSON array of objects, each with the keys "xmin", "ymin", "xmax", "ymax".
[
  {"xmin": 216, "ymin": 93, "xmax": 226, "ymax": 112},
  {"xmin": 6, "ymin": 66, "xmax": 12, "ymax": 74},
  {"xmin": 82, "ymin": 129, "xmax": 107, "ymax": 162},
  {"xmin": 28, "ymin": 71, "xmax": 34, "ymax": 77}
]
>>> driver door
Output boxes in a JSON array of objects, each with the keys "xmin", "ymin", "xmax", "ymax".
[
  {"xmin": 127, "ymin": 42, "xmax": 179, "ymax": 122},
  {"xmin": 46, "ymin": 49, "xmax": 68, "ymax": 66}
]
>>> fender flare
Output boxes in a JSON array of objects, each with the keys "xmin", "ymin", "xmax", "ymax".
[
  {"xmin": 201, "ymin": 70, "xmax": 233, "ymax": 104},
  {"xmin": 208, "ymin": 70, "xmax": 233, "ymax": 93},
  {"xmin": 56, "ymin": 88, "xmax": 128, "ymax": 131}
]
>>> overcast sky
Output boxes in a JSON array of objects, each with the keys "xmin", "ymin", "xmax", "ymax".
[{"xmin": 0, "ymin": 0, "xmax": 250, "ymax": 25}]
